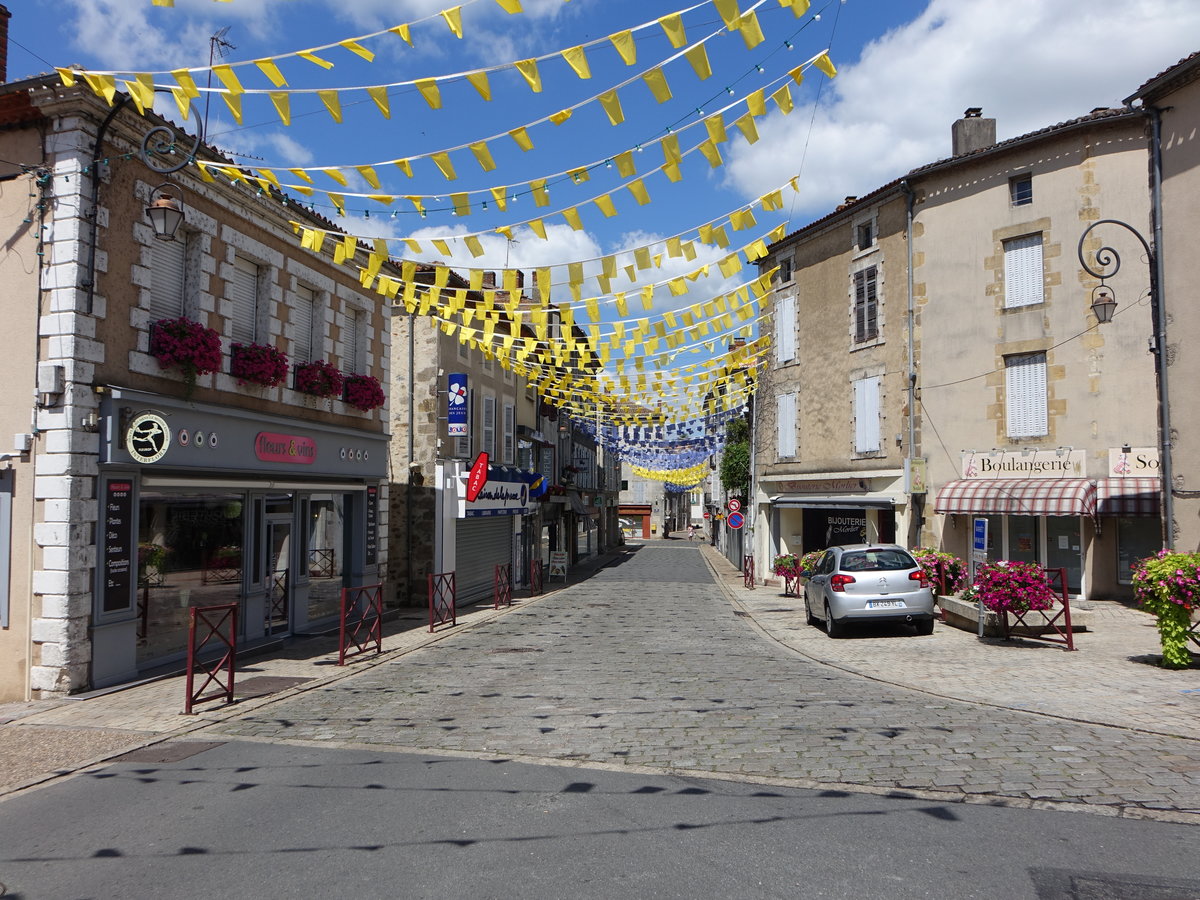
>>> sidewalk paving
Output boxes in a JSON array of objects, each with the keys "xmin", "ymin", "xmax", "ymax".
[{"xmin": 700, "ymin": 545, "xmax": 1200, "ymax": 742}]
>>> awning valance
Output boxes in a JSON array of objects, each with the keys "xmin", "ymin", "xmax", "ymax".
[
  {"xmin": 1096, "ymin": 477, "xmax": 1160, "ymax": 517},
  {"xmin": 934, "ymin": 478, "xmax": 1097, "ymax": 517},
  {"xmin": 770, "ymin": 495, "xmax": 895, "ymax": 510}
]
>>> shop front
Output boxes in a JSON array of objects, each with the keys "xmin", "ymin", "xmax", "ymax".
[
  {"xmin": 762, "ymin": 474, "xmax": 904, "ymax": 561},
  {"xmin": 94, "ymin": 389, "xmax": 387, "ymax": 688},
  {"xmin": 443, "ymin": 462, "xmax": 535, "ymax": 603}
]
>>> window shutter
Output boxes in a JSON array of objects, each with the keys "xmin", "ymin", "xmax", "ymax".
[
  {"xmin": 503, "ymin": 402, "xmax": 515, "ymax": 464},
  {"xmin": 775, "ymin": 295, "xmax": 796, "ymax": 364},
  {"xmin": 1004, "ymin": 234, "xmax": 1043, "ymax": 308},
  {"xmin": 854, "ymin": 376, "xmax": 881, "ymax": 453},
  {"xmin": 482, "ymin": 395, "xmax": 496, "ymax": 458},
  {"xmin": 854, "ymin": 267, "xmax": 878, "ymax": 342},
  {"xmin": 343, "ymin": 307, "xmax": 361, "ymax": 372},
  {"xmin": 150, "ymin": 236, "xmax": 187, "ymax": 320},
  {"xmin": 230, "ymin": 256, "xmax": 259, "ymax": 344},
  {"xmin": 293, "ymin": 285, "xmax": 315, "ymax": 364},
  {"xmin": 776, "ymin": 392, "xmax": 796, "ymax": 458},
  {"xmin": 1005, "ymin": 353, "xmax": 1048, "ymax": 437}
]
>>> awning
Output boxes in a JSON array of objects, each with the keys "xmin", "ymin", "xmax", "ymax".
[
  {"xmin": 568, "ymin": 492, "xmax": 588, "ymax": 515},
  {"xmin": 1096, "ymin": 477, "xmax": 1160, "ymax": 516},
  {"xmin": 934, "ymin": 478, "xmax": 1096, "ymax": 517},
  {"xmin": 770, "ymin": 494, "xmax": 894, "ymax": 510}
]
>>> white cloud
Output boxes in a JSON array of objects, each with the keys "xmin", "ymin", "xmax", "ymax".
[{"xmin": 725, "ymin": 0, "xmax": 1200, "ymax": 220}]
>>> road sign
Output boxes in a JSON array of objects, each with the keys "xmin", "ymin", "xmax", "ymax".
[
  {"xmin": 727, "ymin": 511, "xmax": 744, "ymax": 529},
  {"xmin": 702, "ymin": 512, "xmax": 711, "ymax": 519},
  {"xmin": 727, "ymin": 498, "xmax": 742, "ymax": 513}
]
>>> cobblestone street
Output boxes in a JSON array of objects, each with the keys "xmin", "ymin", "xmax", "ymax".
[{"xmin": 203, "ymin": 543, "xmax": 1200, "ymax": 819}]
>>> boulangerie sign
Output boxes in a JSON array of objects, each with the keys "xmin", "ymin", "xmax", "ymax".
[{"xmin": 960, "ymin": 449, "xmax": 1085, "ymax": 479}]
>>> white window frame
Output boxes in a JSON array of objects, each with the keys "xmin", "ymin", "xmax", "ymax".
[
  {"xmin": 1005, "ymin": 352, "xmax": 1048, "ymax": 438},
  {"xmin": 230, "ymin": 255, "xmax": 261, "ymax": 345},
  {"xmin": 775, "ymin": 294, "xmax": 796, "ymax": 365},
  {"xmin": 1009, "ymin": 173, "xmax": 1033, "ymax": 207},
  {"xmin": 502, "ymin": 400, "xmax": 515, "ymax": 464},
  {"xmin": 1003, "ymin": 233, "xmax": 1044, "ymax": 309},
  {"xmin": 776, "ymin": 392, "xmax": 796, "ymax": 458},
  {"xmin": 853, "ymin": 375, "xmax": 882, "ymax": 455}
]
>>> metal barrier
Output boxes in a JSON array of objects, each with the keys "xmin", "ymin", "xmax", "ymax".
[
  {"xmin": 743, "ymin": 555, "xmax": 755, "ymax": 590},
  {"xmin": 201, "ymin": 551, "xmax": 241, "ymax": 585},
  {"xmin": 184, "ymin": 602, "xmax": 238, "ymax": 715},
  {"xmin": 338, "ymin": 582, "xmax": 383, "ymax": 665},
  {"xmin": 997, "ymin": 566, "xmax": 1076, "ymax": 651},
  {"xmin": 529, "ymin": 558, "xmax": 544, "ymax": 596},
  {"xmin": 494, "ymin": 564, "xmax": 513, "ymax": 609},
  {"xmin": 783, "ymin": 572, "xmax": 800, "ymax": 597},
  {"xmin": 428, "ymin": 572, "xmax": 457, "ymax": 632}
]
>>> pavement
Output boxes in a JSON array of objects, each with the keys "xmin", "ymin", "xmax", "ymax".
[{"xmin": 1, "ymin": 539, "xmax": 1197, "ymax": 824}]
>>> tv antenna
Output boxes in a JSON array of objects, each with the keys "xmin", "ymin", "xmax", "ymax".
[{"xmin": 203, "ymin": 27, "xmax": 236, "ymax": 137}]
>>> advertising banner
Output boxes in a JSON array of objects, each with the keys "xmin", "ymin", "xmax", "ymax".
[{"xmin": 448, "ymin": 373, "xmax": 468, "ymax": 436}]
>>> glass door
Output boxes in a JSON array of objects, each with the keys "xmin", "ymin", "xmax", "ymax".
[
  {"xmin": 1045, "ymin": 516, "xmax": 1083, "ymax": 594},
  {"xmin": 265, "ymin": 518, "xmax": 291, "ymax": 635}
]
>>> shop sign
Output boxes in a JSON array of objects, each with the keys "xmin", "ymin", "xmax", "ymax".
[
  {"xmin": 102, "ymin": 480, "xmax": 134, "ymax": 614},
  {"xmin": 769, "ymin": 479, "xmax": 868, "ymax": 494},
  {"xmin": 460, "ymin": 468, "xmax": 530, "ymax": 517},
  {"xmin": 365, "ymin": 486, "xmax": 379, "ymax": 565},
  {"xmin": 254, "ymin": 432, "xmax": 317, "ymax": 464},
  {"xmin": 960, "ymin": 449, "xmax": 1085, "ymax": 479},
  {"xmin": 1107, "ymin": 447, "xmax": 1159, "ymax": 477},
  {"xmin": 905, "ymin": 457, "xmax": 928, "ymax": 494},
  {"xmin": 448, "ymin": 373, "xmax": 468, "ymax": 436},
  {"xmin": 126, "ymin": 413, "xmax": 170, "ymax": 464}
]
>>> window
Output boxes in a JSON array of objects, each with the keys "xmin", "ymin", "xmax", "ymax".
[
  {"xmin": 1117, "ymin": 518, "xmax": 1160, "ymax": 584},
  {"xmin": 343, "ymin": 307, "xmax": 362, "ymax": 372},
  {"xmin": 150, "ymin": 234, "xmax": 187, "ymax": 320},
  {"xmin": 482, "ymin": 351, "xmax": 495, "ymax": 376},
  {"xmin": 482, "ymin": 394, "xmax": 496, "ymax": 458},
  {"xmin": 856, "ymin": 221, "xmax": 875, "ymax": 251},
  {"xmin": 776, "ymin": 392, "xmax": 796, "ymax": 458},
  {"xmin": 1004, "ymin": 234, "xmax": 1044, "ymax": 308},
  {"xmin": 457, "ymin": 335, "xmax": 469, "ymax": 360},
  {"xmin": 230, "ymin": 255, "xmax": 260, "ymax": 344},
  {"xmin": 775, "ymin": 294, "xmax": 796, "ymax": 364},
  {"xmin": 293, "ymin": 285, "xmax": 316, "ymax": 364},
  {"xmin": 1005, "ymin": 352, "xmax": 1048, "ymax": 437},
  {"xmin": 778, "ymin": 257, "xmax": 793, "ymax": 283},
  {"xmin": 853, "ymin": 376, "xmax": 882, "ymax": 454},
  {"xmin": 502, "ymin": 401, "xmax": 515, "ymax": 464},
  {"xmin": 1009, "ymin": 174, "xmax": 1033, "ymax": 206},
  {"xmin": 853, "ymin": 266, "xmax": 878, "ymax": 343}
]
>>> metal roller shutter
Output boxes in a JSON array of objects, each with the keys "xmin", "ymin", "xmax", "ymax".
[
  {"xmin": 455, "ymin": 517, "xmax": 513, "ymax": 604},
  {"xmin": 231, "ymin": 256, "xmax": 259, "ymax": 344},
  {"xmin": 150, "ymin": 236, "xmax": 186, "ymax": 320}
]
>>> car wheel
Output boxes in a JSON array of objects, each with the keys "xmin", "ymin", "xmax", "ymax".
[
  {"xmin": 824, "ymin": 602, "xmax": 844, "ymax": 639},
  {"xmin": 915, "ymin": 617, "xmax": 934, "ymax": 636}
]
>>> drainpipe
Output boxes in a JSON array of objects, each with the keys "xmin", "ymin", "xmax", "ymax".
[
  {"xmin": 900, "ymin": 179, "xmax": 920, "ymax": 546},
  {"xmin": 1147, "ymin": 107, "xmax": 1175, "ymax": 549},
  {"xmin": 406, "ymin": 309, "xmax": 415, "ymax": 599}
]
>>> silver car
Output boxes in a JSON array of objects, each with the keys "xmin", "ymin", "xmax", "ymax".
[{"xmin": 803, "ymin": 544, "xmax": 936, "ymax": 638}]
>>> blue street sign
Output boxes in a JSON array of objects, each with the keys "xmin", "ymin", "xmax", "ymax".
[
  {"xmin": 727, "ymin": 511, "xmax": 744, "ymax": 530},
  {"xmin": 448, "ymin": 373, "xmax": 468, "ymax": 436},
  {"xmin": 972, "ymin": 517, "xmax": 988, "ymax": 554}
]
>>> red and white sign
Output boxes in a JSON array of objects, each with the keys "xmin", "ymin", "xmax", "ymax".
[
  {"xmin": 466, "ymin": 452, "xmax": 490, "ymax": 502},
  {"xmin": 727, "ymin": 498, "xmax": 742, "ymax": 513},
  {"xmin": 254, "ymin": 432, "xmax": 317, "ymax": 464},
  {"xmin": 703, "ymin": 512, "xmax": 711, "ymax": 519}
]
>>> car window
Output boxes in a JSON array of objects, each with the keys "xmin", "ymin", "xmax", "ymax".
[
  {"xmin": 841, "ymin": 549, "xmax": 916, "ymax": 571},
  {"xmin": 817, "ymin": 551, "xmax": 836, "ymax": 575}
]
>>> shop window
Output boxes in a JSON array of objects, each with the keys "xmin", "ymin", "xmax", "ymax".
[
  {"xmin": 1005, "ymin": 352, "xmax": 1048, "ymax": 438},
  {"xmin": 306, "ymin": 494, "xmax": 348, "ymax": 621},
  {"xmin": 1003, "ymin": 233, "xmax": 1043, "ymax": 308},
  {"xmin": 1007, "ymin": 515, "xmax": 1041, "ymax": 566},
  {"xmin": 852, "ymin": 266, "xmax": 878, "ymax": 343},
  {"xmin": 150, "ymin": 234, "xmax": 188, "ymax": 320},
  {"xmin": 775, "ymin": 294, "xmax": 796, "ymax": 365},
  {"xmin": 230, "ymin": 255, "xmax": 261, "ymax": 345},
  {"xmin": 1117, "ymin": 517, "xmax": 1160, "ymax": 585}
]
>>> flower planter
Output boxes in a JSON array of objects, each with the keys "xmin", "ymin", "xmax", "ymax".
[
  {"xmin": 342, "ymin": 373, "xmax": 385, "ymax": 411},
  {"xmin": 937, "ymin": 594, "xmax": 1092, "ymax": 636},
  {"xmin": 293, "ymin": 359, "xmax": 344, "ymax": 398},
  {"xmin": 149, "ymin": 317, "xmax": 222, "ymax": 394},
  {"xmin": 230, "ymin": 342, "xmax": 289, "ymax": 387}
]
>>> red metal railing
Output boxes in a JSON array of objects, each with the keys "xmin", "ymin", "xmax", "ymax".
[
  {"xmin": 494, "ymin": 564, "xmax": 513, "ymax": 609},
  {"xmin": 184, "ymin": 602, "xmax": 238, "ymax": 715},
  {"xmin": 529, "ymin": 559, "xmax": 544, "ymax": 597},
  {"xmin": 997, "ymin": 566, "xmax": 1076, "ymax": 651},
  {"xmin": 428, "ymin": 572, "xmax": 457, "ymax": 632},
  {"xmin": 783, "ymin": 572, "xmax": 800, "ymax": 597},
  {"xmin": 338, "ymin": 582, "xmax": 383, "ymax": 665},
  {"xmin": 743, "ymin": 555, "xmax": 755, "ymax": 590}
]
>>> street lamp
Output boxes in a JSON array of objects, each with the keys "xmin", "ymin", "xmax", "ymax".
[
  {"xmin": 145, "ymin": 182, "xmax": 185, "ymax": 241},
  {"xmin": 1077, "ymin": 218, "xmax": 1174, "ymax": 548}
]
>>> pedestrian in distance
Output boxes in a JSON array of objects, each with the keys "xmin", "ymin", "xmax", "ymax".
[{"xmin": 687, "ymin": 524, "xmax": 696, "ymax": 541}]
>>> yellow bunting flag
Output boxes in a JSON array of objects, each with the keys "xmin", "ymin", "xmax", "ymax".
[
  {"xmin": 610, "ymin": 30, "xmax": 636, "ymax": 65},
  {"xmin": 529, "ymin": 218, "xmax": 547, "ymax": 239},
  {"xmin": 340, "ymin": 40, "xmax": 375, "ymax": 62},
  {"xmin": 212, "ymin": 64, "xmax": 244, "ymax": 95},
  {"xmin": 562, "ymin": 46, "xmax": 591, "ymax": 79},
  {"xmin": 441, "ymin": 6, "xmax": 464, "ymax": 38},
  {"xmin": 772, "ymin": 84, "xmax": 794, "ymax": 115},
  {"xmin": 432, "ymin": 238, "xmax": 451, "ymax": 257},
  {"xmin": 83, "ymin": 72, "xmax": 117, "ymax": 105},
  {"xmin": 451, "ymin": 193, "xmax": 470, "ymax": 216},
  {"xmin": 318, "ymin": 90, "xmax": 342, "ymax": 122},
  {"xmin": 264, "ymin": 91, "xmax": 290, "ymax": 125},
  {"xmin": 530, "ymin": 178, "xmax": 549, "ymax": 206},
  {"xmin": 220, "ymin": 91, "xmax": 243, "ymax": 124},
  {"xmin": 684, "ymin": 45, "xmax": 712, "ymax": 80},
  {"xmin": 698, "ymin": 140, "xmax": 723, "ymax": 168},
  {"xmin": 760, "ymin": 190, "xmax": 784, "ymax": 212},
  {"xmin": 814, "ymin": 52, "xmax": 837, "ymax": 78},
  {"xmin": 568, "ymin": 167, "xmax": 590, "ymax": 184},
  {"xmin": 666, "ymin": 237, "xmax": 682, "ymax": 258},
  {"xmin": 627, "ymin": 179, "xmax": 650, "ymax": 206},
  {"xmin": 55, "ymin": 67, "xmax": 77, "ymax": 87},
  {"xmin": 367, "ymin": 86, "xmax": 391, "ymax": 118},
  {"xmin": 595, "ymin": 195, "xmax": 617, "ymax": 218},
  {"xmin": 490, "ymin": 186, "xmax": 509, "ymax": 211},
  {"xmin": 328, "ymin": 193, "xmax": 346, "ymax": 215},
  {"xmin": 668, "ymin": 278, "xmax": 687, "ymax": 296},
  {"xmin": 549, "ymin": 109, "xmax": 573, "ymax": 125},
  {"xmin": 464, "ymin": 235, "xmax": 484, "ymax": 258},
  {"xmin": 662, "ymin": 162, "xmax": 682, "ymax": 183},
  {"xmin": 658, "ymin": 13, "xmax": 687, "ymax": 47},
  {"xmin": 466, "ymin": 71, "xmax": 491, "ymax": 101},
  {"xmin": 782, "ymin": 0, "xmax": 810, "ymax": 14},
  {"xmin": 515, "ymin": 59, "xmax": 542, "ymax": 92},
  {"xmin": 734, "ymin": 113, "xmax": 760, "ymax": 144},
  {"xmin": 390, "ymin": 24, "xmax": 413, "ymax": 46},
  {"xmin": 661, "ymin": 133, "xmax": 682, "ymax": 167},
  {"xmin": 634, "ymin": 246, "xmax": 652, "ymax": 270},
  {"xmin": 789, "ymin": 66, "xmax": 805, "ymax": 86},
  {"xmin": 469, "ymin": 141, "xmax": 497, "ymax": 172},
  {"xmin": 613, "ymin": 150, "xmax": 636, "ymax": 177},
  {"xmin": 745, "ymin": 239, "xmax": 769, "ymax": 260},
  {"xmin": 431, "ymin": 152, "xmax": 457, "ymax": 181},
  {"xmin": 642, "ymin": 68, "xmax": 672, "ymax": 103},
  {"xmin": 509, "ymin": 127, "xmax": 534, "ymax": 151},
  {"xmin": 298, "ymin": 50, "xmax": 334, "ymax": 69},
  {"xmin": 415, "ymin": 79, "xmax": 442, "ymax": 109},
  {"xmin": 171, "ymin": 69, "xmax": 200, "ymax": 98},
  {"xmin": 705, "ymin": 113, "xmax": 728, "ymax": 145},
  {"xmin": 718, "ymin": 254, "xmax": 743, "ymax": 277},
  {"xmin": 394, "ymin": 159, "xmax": 413, "ymax": 177},
  {"xmin": 736, "ymin": 11, "xmax": 765, "ymax": 49},
  {"xmin": 356, "ymin": 166, "xmax": 381, "ymax": 189},
  {"xmin": 747, "ymin": 88, "xmax": 766, "ymax": 117},
  {"xmin": 598, "ymin": 89, "xmax": 624, "ymax": 125}
]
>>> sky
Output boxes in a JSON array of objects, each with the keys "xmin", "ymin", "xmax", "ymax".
[{"xmin": 6, "ymin": 0, "xmax": 1199, "ymax": 332}]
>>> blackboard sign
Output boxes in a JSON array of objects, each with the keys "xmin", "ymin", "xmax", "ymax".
[
  {"xmin": 365, "ymin": 485, "xmax": 378, "ymax": 566},
  {"xmin": 102, "ymin": 479, "xmax": 135, "ymax": 613}
]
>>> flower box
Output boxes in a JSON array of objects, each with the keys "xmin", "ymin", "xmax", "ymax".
[
  {"xmin": 149, "ymin": 317, "xmax": 222, "ymax": 393},
  {"xmin": 293, "ymin": 359, "xmax": 344, "ymax": 398},
  {"xmin": 230, "ymin": 341, "xmax": 289, "ymax": 387},
  {"xmin": 343, "ymin": 373, "xmax": 385, "ymax": 411}
]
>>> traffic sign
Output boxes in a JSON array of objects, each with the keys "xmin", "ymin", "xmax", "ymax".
[
  {"xmin": 702, "ymin": 512, "xmax": 711, "ymax": 519},
  {"xmin": 727, "ymin": 511, "xmax": 744, "ymax": 529},
  {"xmin": 727, "ymin": 498, "xmax": 742, "ymax": 513}
]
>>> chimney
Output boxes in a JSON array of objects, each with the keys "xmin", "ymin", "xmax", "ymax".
[
  {"xmin": 952, "ymin": 107, "xmax": 996, "ymax": 157},
  {"xmin": 482, "ymin": 271, "xmax": 496, "ymax": 289},
  {"xmin": 0, "ymin": 6, "xmax": 11, "ymax": 83}
]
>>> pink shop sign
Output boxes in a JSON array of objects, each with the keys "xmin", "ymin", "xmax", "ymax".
[{"xmin": 254, "ymin": 432, "xmax": 317, "ymax": 464}]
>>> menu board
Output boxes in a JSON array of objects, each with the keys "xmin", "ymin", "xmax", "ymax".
[
  {"xmin": 365, "ymin": 485, "xmax": 379, "ymax": 566},
  {"xmin": 102, "ymin": 480, "xmax": 135, "ymax": 613}
]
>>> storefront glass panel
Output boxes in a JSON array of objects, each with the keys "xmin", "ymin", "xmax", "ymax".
[
  {"xmin": 1117, "ymin": 517, "xmax": 1160, "ymax": 585},
  {"xmin": 1008, "ymin": 515, "xmax": 1040, "ymax": 566},
  {"xmin": 1045, "ymin": 517, "xmax": 1083, "ymax": 592},
  {"xmin": 136, "ymin": 491, "xmax": 245, "ymax": 664},
  {"xmin": 306, "ymin": 494, "xmax": 348, "ymax": 622}
]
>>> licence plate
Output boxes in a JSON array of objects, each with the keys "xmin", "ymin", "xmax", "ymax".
[{"xmin": 867, "ymin": 600, "xmax": 905, "ymax": 609}]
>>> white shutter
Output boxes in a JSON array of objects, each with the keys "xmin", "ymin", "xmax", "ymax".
[
  {"xmin": 482, "ymin": 395, "xmax": 496, "ymax": 458},
  {"xmin": 854, "ymin": 376, "xmax": 881, "ymax": 453},
  {"xmin": 502, "ymin": 402, "xmax": 515, "ymax": 464},
  {"xmin": 1004, "ymin": 234, "xmax": 1044, "ymax": 308},
  {"xmin": 150, "ymin": 235, "xmax": 187, "ymax": 320},
  {"xmin": 775, "ymin": 295, "xmax": 796, "ymax": 364},
  {"xmin": 343, "ymin": 307, "xmax": 361, "ymax": 372},
  {"xmin": 776, "ymin": 392, "xmax": 796, "ymax": 458},
  {"xmin": 293, "ymin": 285, "xmax": 315, "ymax": 364},
  {"xmin": 1006, "ymin": 353, "xmax": 1048, "ymax": 437},
  {"xmin": 230, "ymin": 256, "xmax": 259, "ymax": 344}
]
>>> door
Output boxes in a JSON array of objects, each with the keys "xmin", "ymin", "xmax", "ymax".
[
  {"xmin": 1045, "ymin": 517, "xmax": 1083, "ymax": 594},
  {"xmin": 265, "ymin": 518, "xmax": 292, "ymax": 634}
]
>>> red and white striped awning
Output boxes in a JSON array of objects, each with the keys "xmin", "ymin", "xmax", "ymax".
[
  {"xmin": 934, "ymin": 478, "xmax": 1097, "ymax": 517},
  {"xmin": 1096, "ymin": 477, "xmax": 1160, "ymax": 517}
]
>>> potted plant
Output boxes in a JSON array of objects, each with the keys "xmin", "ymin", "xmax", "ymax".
[
  {"xmin": 912, "ymin": 548, "xmax": 968, "ymax": 595},
  {"xmin": 149, "ymin": 316, "xmax": 222, "ymax": 394},
  {"xmin": 343, "ymin": 373, "xmax": 386, "ymax": 411},
  {"xmin": 1131, "ymin": 550, "xmax": 1200, "ymax": 669},
  {"xmin": 973, "ymin": 560, "xmax": 1058, "ymax": 617},
  {"xmin": 293, "ymin": 359, "xmax": 344, "ymax": 398},
  {"xmin": 230, "ymin": 341, "xmax": 289, "ymax": 387},
  {"xmin": 771, "ymin": 553, "xmax": 800, "ymax": 577}
]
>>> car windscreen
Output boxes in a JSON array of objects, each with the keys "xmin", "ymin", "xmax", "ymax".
[{"xmin": 838, "ymin": 550, "xmax": 916, "ymax": 572}]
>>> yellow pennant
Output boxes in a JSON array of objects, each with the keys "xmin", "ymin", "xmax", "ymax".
[
  {"xmin": 627, "ymin": 179, "xmax": 650, "ymax": 206},
  {"xmin": 747, "ymin": 88, "xmax": 766, "ymax": 117},
  {"xmin": 213, "ymin": 64, "xmax": 244, "ymax": 94},
  {"xmin": 595, "ymin": 195, "xmax": 617, "ymax": 218},
  {"xmin": 814, "ymin": 52, "xmax": 838, "ymax": 78},
  {"xmin": 340, "ymin": 40, "xmax": 375, "ymax": 62},
  {"xmin": 658, "ymin": 13, "xmax": 687, "ymax": 47},
  {"xmin": 760, "ymin": 190, "xmax": 784, "ymax": 212},
  {"xmin": 772, "ymin": 84, "xmax": 794, "ymax": 115},
  {"xmin": 666, "ymin": 237, "xmax": 682, "ymax": 258},
  {"xmin": 55, "ymin": 67, "xmax": 77, "ymax": 87},
  {"xmin": 298, "ymin": 50, "xmax": 334, "ymax": 69},
  {"xmin": 469, "ymin": 141, "xmax": 497, "ymax": 172},
  {"xmin": 256, "ymin": 58, "xmax": 287, "ymax": 87},
  {"xmin": 661, "ymin": 133, "xmax": 682, "ymax": 166},
  {"xmin": 318, "ymin": 90, "xmax": 342, "ymax": 122},
  {"xmin": 465, "ymin": 71, "xmax": 491, "ymax": 101},
  {"xmin": 322, "ymin": 168, "xmax": 348, "ymax": 186},
  {"xmin": 736, "ymin": 11, "xmax": 765, "ymax": 49},
  {"xmin": 390, "ymin": 24, "xmax": 413, "ymax": 47},
  {"xmin": 530, "ymin": 178, "xmax": 550, "ymax": 206},
  {"xmin": 509, "ymin": 127, "xmax": 534, "ymax": 151},
  {"xmin": 395, "ymin": 159, "xmax": 413, "ymax": 177},
  {"xmin": 734, "ymin": 113, "xmax": 760, "ymax": 144},
  {"xmin": 705, "ymin": 113, "xmax": 728, "ymax": 145},
  {"xmin": 431, "ymin": 152, "xmax": 457, "ymax": 181},
  {"xmin": 451, "ymin": 193, "xmax": 471, "ymax": 216},
  {"xmin": 441, "ymin": 6, "xmax": 464, "ymax": 38},
  {"xmin": 609, "ymin": 30, "xmax": 636, "ymax": 65},
  {"xmin": 642, "ymin": 68, "xmax": 672, "ymax": 103},
  {"xmin": 613, "ymin": 150, "xmax": 636, "ymax": 177},
  {"xmin": 464, "ymin": 235, "xmax": 484, "ymax": 258},
  {"xmin": 549, "ymin": 109, "xmax": 573, "ymax": 125},
  {"xmin": 494, "ymin": 0, "xmax": 523, "ymax": 12},
  {"xmin": 415, "ymin": 79, "xmax": 442, "ymax": 109},
  {"xmin": 220, "ymin": 91, "xmax": 243, "ymax": 124},
  {"xmin": 568, "ymin": 167, "xmax": 590, "ymax": 184},
  {"xmin": 433, "ymin": 239, "xmax": 452, "ymax": 257},
  {"xmin": 698, "ymin": 140, "xmax": 723, "ymax": 168},
  {"xmin": 684, "ymin": 45, "xmax": 712, "ymax": 80},
  {"xmin": 598, "ymin": 89, "xmax": 624, "ymax": 125},
  {"xmin": 269, "ymin": 91, "xmax": 290, "ymax": 125},
  {"xmin": 782, "ymin": 0, "xmax": 811, "ymax": 15},
  {"xmin": 662, "ymin": 162, "xmax": 682, "ymax": 183},
  {"xmin": 634, "ymin": 247, "xmax": 652, "ymax": 270},
  {"xmin": 562, "ymin": 46, "xmax": 591, "ymax": 79},
  {"xmin": 367, "ymin": 86, "xmax": 391, "ymax": 118},
  {"xmin": 83, "ymin": 72, "xmax": 117, "ymax": 105},
  {"xmin": 490, "ymin": 186, "xmax": 509, "ymax": 211},
  {"xmin": 515, "ymin": 59, "xmax": 543, "ymax": 92},
  {"xmin": 529, "ymin": 218, "xmax": 547, "ymax": 239}
]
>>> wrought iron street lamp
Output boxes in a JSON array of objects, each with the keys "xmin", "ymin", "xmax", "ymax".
[
  {"xmin": 145, "ymin": 182, "xmax": 185, "ymax": 241},
  {"xmin": 1077, "ymin": 218, "xmax": 1174, "ymax": 548}
]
